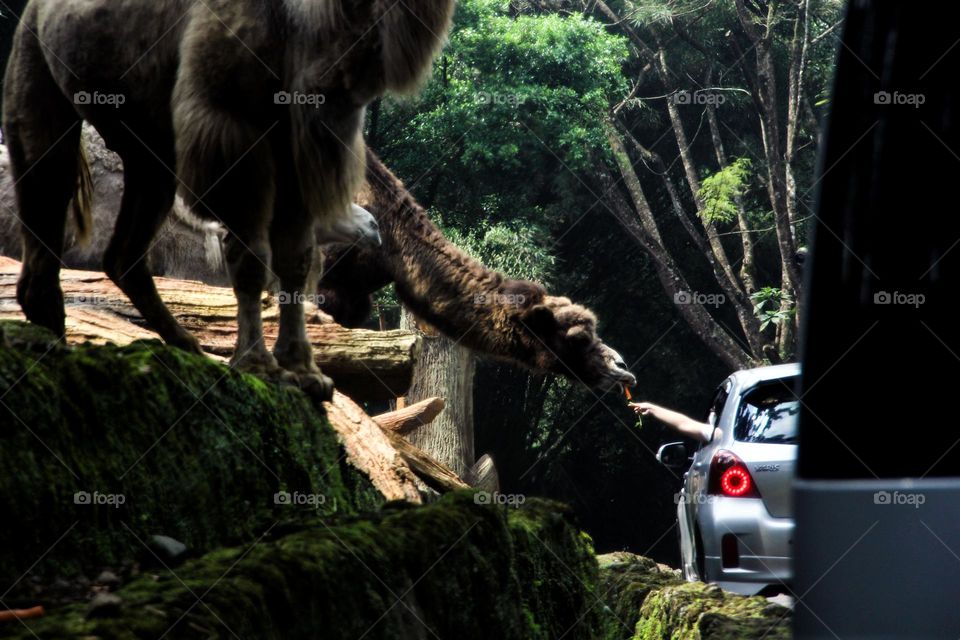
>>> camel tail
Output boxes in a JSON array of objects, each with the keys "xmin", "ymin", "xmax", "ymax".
[{"xmin": 71, "ymin": 143, "xmax": 94, "ymax": 247}]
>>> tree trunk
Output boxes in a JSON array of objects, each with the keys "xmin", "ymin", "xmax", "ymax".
[
  {"xmin": 603, "ymin": 123, "xmax": 753, "ymax": 370},
  {"xmin": 598, "ymin": 20, "xmax": 763, "ymax": 359},
  {"xmin": 734, "ymin": 0, "xmax": 804, "ymax": 336},
  {"xmin": 653, "ymin": 42, "xmax": 745, "ymax": 302},
  {"xmin": 400, "ymin": 306, "xmax": 476, "ymax": 477},
  {"xmin": 704, "ymin": 71, "xmax": 759, "ymax": 296},
  {"xmin": 617, "ymin": 121, "xmax": 765, "ymax": 358}
]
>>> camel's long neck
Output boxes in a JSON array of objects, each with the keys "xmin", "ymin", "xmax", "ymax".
[{"xmin": 364, "ymin": 152, "xmax": 529, "ymax": 360}]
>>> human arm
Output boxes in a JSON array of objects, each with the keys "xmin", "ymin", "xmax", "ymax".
[{"xmin": 629, "ymin": 402, "xmax": 717, "ymax": 443}]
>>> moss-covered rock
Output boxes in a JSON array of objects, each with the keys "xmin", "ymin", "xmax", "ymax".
[
  {"xmin": 597, "ymin": 552, "xmax": 683, "ymax": 638},
  {"xmin": 596, "ymin": 552, "xmax": 791, "ymax": 639},
  {"xmin": 7, "ymin": 493, "xmax": 604, "ymax": 639},
  {"xmin": 635, "ymin": 582, "xmax": 791, "ymax": 639},
  {"xmin": 0, "ymin": 320, "xmax": 381, "ymax": 592}
]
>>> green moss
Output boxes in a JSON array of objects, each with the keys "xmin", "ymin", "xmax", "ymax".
[
  {"xmin": 634, "ymin": 582, "xmax": 791, "ymax": 640},
  {"xmin": 8, "ymin": 493, "xmax": 604, "ymax": 640},
  {"xmin": 597, "ymin": 552, "xmax": 683, "ymax": 639},
  {"xmin": 595, "ymin": 552, "xmax": 791, "ymax": 640},
  {"xmin": 0, "ymin": 320, "xmax": 381, "ymax": 590}
]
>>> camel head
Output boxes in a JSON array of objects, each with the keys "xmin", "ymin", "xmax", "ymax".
[
  {"xmin": 317, "ymin": 204, "xmax": 382, "ymax": 248},
  {"xmin": 515, "ymin": 293, "xmax": 637, "ymax": 392}
]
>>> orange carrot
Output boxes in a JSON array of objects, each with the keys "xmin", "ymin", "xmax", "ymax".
[
  {"xmin": 623, "ymin": 384, "xmax": 632, "ymax": 401},
  {"xmin": 0, "ymin": 605, "xmax": 45, "ymax": 622}
]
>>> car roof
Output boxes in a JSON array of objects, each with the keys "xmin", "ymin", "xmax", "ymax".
[{"xmin": 726, "ymin": 362, "xmax": 801, "ymax": 389}]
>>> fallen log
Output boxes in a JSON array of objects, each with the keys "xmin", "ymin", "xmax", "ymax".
[
  {"xmin": 326, "ymin": 392, "xmax": 422, "ymax": 503},
  {"xmin": 0, "ymin": 256, "xmax": 419, "ymax": 401},
  {"xmin": 372, "ymin": 396, "xmax": 445, "ymax": 435},
  {"xmin": 382, "ymin": 430, "xmax": 470, "ymax": 493}
]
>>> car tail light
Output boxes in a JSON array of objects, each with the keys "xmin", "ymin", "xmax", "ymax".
[{"xmin": 708, "ymin": 450, "xmax": 761, "ymax": 498}]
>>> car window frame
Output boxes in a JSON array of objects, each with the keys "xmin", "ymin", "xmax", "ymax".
[{"xmin": 698, "ymin": 378, "xmax": 732, "ymax": 450}]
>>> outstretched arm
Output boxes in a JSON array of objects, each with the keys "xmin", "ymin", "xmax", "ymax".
[{"xmin": 630, "ymin": 402, "xmax": 716, "ymax": 443}]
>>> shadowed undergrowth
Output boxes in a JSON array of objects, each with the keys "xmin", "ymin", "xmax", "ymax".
[{"xmin": 6, "ymin": 494, "xmax": 604, "ymax": 639}]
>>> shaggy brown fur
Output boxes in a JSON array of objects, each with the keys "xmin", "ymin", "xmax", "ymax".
[
  {"xmin": 3, "ymin": 0, "xmax": 454, "ymax": 398},
  {"xmin": 1, "ymin": 127, "xmax": 381, "ymax": 286},
  {"xmin": 319, "ymin": 151, "xmax": 637, "ymax": 391}
]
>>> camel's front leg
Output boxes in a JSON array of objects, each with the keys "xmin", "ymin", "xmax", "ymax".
[
  {"xmin": 173, "ymin": 96, "xmax": 284, "ymax": 380},
  {"xmin": 270, "ymin": 209, "xmax": 334, "ymax": 400},
  {"xmin": 223, "ymin": 228, "xmax": 281, "ymax": 376}
]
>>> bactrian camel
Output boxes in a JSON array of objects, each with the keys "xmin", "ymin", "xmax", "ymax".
[
  {"xmin": 2, "ymin": 0, "xmax": 454, "ymax": 398},
  {"xmin": 0, "ymin": 134, "xmax": 636, "ymax": 391},
  {"xmin": 320, "ymin": 150, "xmax": 637, "ymax": 391}
]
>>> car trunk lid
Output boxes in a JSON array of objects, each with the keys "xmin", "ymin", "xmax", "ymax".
[{"xmin": 736, "ymin": 442, "xmax": 797, "ymax": 518}]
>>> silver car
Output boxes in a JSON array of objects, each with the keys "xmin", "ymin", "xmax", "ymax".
[{"xmin": 657, "ymin": 363, "xmax": 800, "ymax": 595}]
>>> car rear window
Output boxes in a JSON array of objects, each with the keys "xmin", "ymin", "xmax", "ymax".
[{"xmin": 734, "ymin": 377, "xmax": 800, "ymax": 443}]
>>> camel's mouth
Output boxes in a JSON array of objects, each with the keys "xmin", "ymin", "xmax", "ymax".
[
  {"xmin": 598, "ymin": 366, "xmax": 637, "ymax": 391},
  {"xmin": 593, "ymin": 345, "xmax": 637, "ymax": 391}
]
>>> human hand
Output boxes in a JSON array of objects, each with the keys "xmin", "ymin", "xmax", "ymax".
[{"xmin": 629, "ymin": 402, "xmax": 656, "ymax": 416}]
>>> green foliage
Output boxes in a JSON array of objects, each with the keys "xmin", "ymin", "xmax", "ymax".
[
  {"xmin": 698, "ymin": 158, "xmax": 752, "ymax": 225},
  {"xmin": 376, "ymin": 0, "xmax": 842, "ymax": 566},
  {"xmin": 376, "ymin": 0, "xmax": 629, "ymax": 253},
  {"xmin": 442, "ymin": 216, "xmax": 556, "ymax": 281},
  {"xmin": 750, "ymin": 287, "xmax": 796, "ymax": 332}
]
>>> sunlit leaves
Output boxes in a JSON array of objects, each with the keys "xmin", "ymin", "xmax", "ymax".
[{"xmin": 698, "ymin": 157, "xmax": 752, "ymax": 224}]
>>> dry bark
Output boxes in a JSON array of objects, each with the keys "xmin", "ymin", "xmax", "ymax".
[
  {"xmin": 0, "ymin": 255, "xmax": 481, "ymax": 497},
  {"xmin": 400, "ymin": 307, "xmax": 476, "ymax": 478}
]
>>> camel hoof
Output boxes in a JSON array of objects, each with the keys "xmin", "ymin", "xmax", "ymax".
[
  {"xmin": 169, "ymin": 332, "xmax": 204, "ymax": 356},
  {"xmin": 274, "ymin": 340, "xmax": 318, "ymax": 375},
  {"xmin": 287, "ymin": 370, "xmax": 335, "ymax": 402},
  {"xmin": 230, "ymin": 350, "xmax": 281, "ymax": 376}
]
